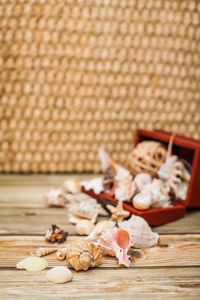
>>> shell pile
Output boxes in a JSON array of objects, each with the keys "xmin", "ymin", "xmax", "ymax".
[{"xmin": 66, "ymin": 240, "xmax": 102, "ymax": 271}]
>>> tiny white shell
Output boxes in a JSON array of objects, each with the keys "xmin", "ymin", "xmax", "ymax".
[
  {"xmin": 46, "ymin": 266, "xmax": 72, "ymax": 284},
  {"xmin": 76, "ymin": 220, "xmax": 95, "ymax": 235},
  {"xmin": 132, "ymin": 192, "xmax": 152, "ymax": 210},
  {"xmin": 16, "ymin": 257, "xmax": 48, "ymax": 272}
]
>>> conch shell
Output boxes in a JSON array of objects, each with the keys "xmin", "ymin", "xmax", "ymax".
[
  {"xmin": 98, "ymin": 148, "xmax": 135, "ymax": 201},
  {"xmin": 87, "ymin": 220, "xmax": 116, "ymax": 241},
  {"xmin": 120, "ymin": 215, "xmax": 159, "ymax": 248},
  {"xmin": 98, "ymin": 228, "xmax": 131, "ymax": 267},
  {"xmin": 66, "ymin": 240, "xmax": 102, "ymax": 271}
]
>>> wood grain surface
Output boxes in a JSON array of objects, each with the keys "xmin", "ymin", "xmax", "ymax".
[{"xmin": 0, "ymin": 174, "xmax": 200, "ymax": 299}]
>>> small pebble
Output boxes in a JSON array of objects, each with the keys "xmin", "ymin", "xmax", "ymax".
[{"xmin": 46, "ymin": 266, "xmax": 72, "ymax": 284}]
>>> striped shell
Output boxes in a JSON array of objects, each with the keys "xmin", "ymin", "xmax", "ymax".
[{"xmin": 66, "ymin": 240, "xmax": 102, "ymax": 271}]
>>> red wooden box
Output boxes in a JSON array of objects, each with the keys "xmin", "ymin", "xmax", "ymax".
[{"xmin": 83, "ymin": 129, "xmax": 200, "ymax": 226}]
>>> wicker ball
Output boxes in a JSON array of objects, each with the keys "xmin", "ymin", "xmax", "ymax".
[{"xmin": 126, "ymin": 141, "xmax": 167, "ymax": 177}]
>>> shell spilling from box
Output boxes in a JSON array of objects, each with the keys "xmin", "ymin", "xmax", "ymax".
[{"xmin": 80, "ymin": 139, "xmax": 191, "ymax": 210}]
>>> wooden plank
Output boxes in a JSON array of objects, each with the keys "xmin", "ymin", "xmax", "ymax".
[
  {"xmin": 0, "ymin": 235, "xmax": 200, "ymax": 269},
  {"xmin": 0, "ymin": 268, "xmax": 200, "ymax": 299},
  {"xmin": 0, "ymin": 204, "xmax": 200, "ymax": 235}
]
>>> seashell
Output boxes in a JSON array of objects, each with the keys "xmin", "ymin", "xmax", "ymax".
[
  {"xmin": 68, "ymin": 214, "xmax": 88, "ymax": 225},
  {"xmin": 98, "ymin": 148, "xmax": 131, "ymax": 197},
  {"xmin": 134, "ymin": 173, "xmax": 152, "ymax": 192},
  {"xmin": 115, "ymin": 177, "xmax": 137, "ymax": 202},
  {"xmin": 158, "ymin": 135, "xmax": 191, "ymax": 197},
  {"xmin": 68, "ymin": 199, "xmax": 108, "ymax": 224},
  {"xmin": 66, "ymin": 240, "xmax": 102, "ymax": 271},
  {"xmin": 16, "ymin": 256, "xmax": 48, "ymax": 272},
  {"xmin": 120, "ymin": 215, "xmax": 159, "ymax": 248},
  {"xmin": 44, "ymin": 188, "xmax": 66, "ymax": 207},
  {"xmin": 87, "ymin": 220, "xmax": 116, "ymax": 241},
  {"xmin": 143, "ymin": 179, "xmax": 170, "ymax": 208},
  {"xmin": 132, "ymin": 192, "xmax": 152, "ymax": 210},
  {"xmin": 46, "ymin": 266, "xmax": 72, "ymax": 284},
  {"xmin": 36, "ymin": 247, "xmax": 57, "ymax": 257},
  {"xmin": 176, "ymin": 181, "xmax": 189, "ymax": 200},
  {"xmin": 98, "ymin": 228, "xmax": 131, "ymax": 267},
  {"xmin": 76, "ymin": 220, "xmax": 95, "ymax": 235},
  {"xmin": 56, "ymin": 248, "xmax": 68, "ymax": 260},
  {"xmin": 45, "ymin": 224, "xmax": 68, "ymax": 243},
  {"xmin": 80, "ymin": 177, "xmax": 104, "ymax": 195},
  {"xmin": 63, "ymin": 179, "xmax": 81, "ymax": 194}
]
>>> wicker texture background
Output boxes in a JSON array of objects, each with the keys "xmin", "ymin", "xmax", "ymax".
[{"xmin": 0, "ymin": 0, "xmax": 200, "ymax": 173}]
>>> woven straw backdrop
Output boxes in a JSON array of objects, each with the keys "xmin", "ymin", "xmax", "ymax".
[{"xmin": 0, "ymin": 0, "xmax": 200, "ymax": 173}]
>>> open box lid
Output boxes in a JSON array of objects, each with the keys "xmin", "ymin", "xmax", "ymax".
[{"xmin": 134, "ymin": 129, "xmax": 200, "ymax": 208}]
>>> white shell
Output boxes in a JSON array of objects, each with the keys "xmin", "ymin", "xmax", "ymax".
[
  {"xmin": 44, "ymin": 188, "xmax": 66, "ymax": 207},
  {"xmin": 143, "ymin": 179, "xmax": 170, "ymax": 208},
  {"xmin": 76, "ymin": 220, "xmax": 95, "ymax": 235},
  {"xmin": 46, "ymin": 266, "xmax": 72, "ymax": 284},
  {"xmin": 132, "ymin": 192, "xmax": 152, "ymax": 210},
  {"xmin": 176, "ymin": 181, "xmax": 188, "ymax": 200},
  {"xmin": 80, "ymin": 177, "xmax": 104, "ymax": 194},
  {"xmin": 120, "ymin": 215, "xmax": 159, "ymax": 248},
  {"xmin": 134, "ymin": 173, "xmax": 152, "ymax": 192},
  {"xmin": 115, "ymin": 178, "xmax": 137, "ymax": 202},
  {"xmin": 63, "ymin": 179, "xmax": 81, "ymax": 194},
  {"xmin": 16, "ymin": 257, "xmax": 48, "ymax": 272},
  {"xmin": 87, "ymin": 220, "xmax": 116, "ymax": 240}
]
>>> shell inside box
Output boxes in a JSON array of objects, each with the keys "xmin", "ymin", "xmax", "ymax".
[{"xmin": 83, "ymin": 129, "xmax": 200, "ymax": 226}]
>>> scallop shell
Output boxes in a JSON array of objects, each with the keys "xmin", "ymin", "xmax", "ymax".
[
  {"xmin": 46, "ymin": 266, "xmax": 72, "ymax": 284},
  {"xmin": 132, "ymin": 192, "xmax": 152, "ymax": 210},
  {"xmin": 120, "ymin": 215, "xmax": 159, "ymax": 248},
  {"xmin": 16, "ymin": 256, "xmax": 48, "ymax": 272},
  {"xmin": 76, "ymin": 220, "xmax": 95, "ymax": 235},
  {"xmin": 63, "ymin": 179, "xmax": 81, "ymax": 194},
  {"xmin": 66, "ymin": 240, "xmax": 102, "ymax": 271},
  {"xmin": 87, "ymin": 220, "xmax": 116, "ymax": 241},
  {"xmin": 98, "ymin": 228, "xmax": 131, "ymax": 267},
  {"xmin": 134, "ymin": 173, "xmax": 152, "ymax": 192}
]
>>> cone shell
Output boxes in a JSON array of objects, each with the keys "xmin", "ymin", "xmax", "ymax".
[
  {"xmin": 66, "ymin": 240, "xmax": 102, "ymax": 271},
  {"xmin": 36, "ymin": 248, "xmax": 57, "ymax": 257},
  {"xmin": 120, "ymin": 215, "xmax": 159, "ymax": 248}
]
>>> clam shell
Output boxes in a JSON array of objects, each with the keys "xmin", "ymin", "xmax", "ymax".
[
  {"xmin": 16, "ymin": 257, "xmax": 48, "ymax": 272},
  {"xmin": 46, "ymin": 266, "xmax": 72, "ymax": 284},
  {"xmin": 120, "ymin": 215, "xmax": 159, "ymax": 248},
  {"xmin": 76, "ymin": 220, "xmax": 95, "ymax": 235}
]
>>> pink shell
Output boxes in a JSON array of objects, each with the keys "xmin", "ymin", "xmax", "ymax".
[
  {"xmin": 120, "ymin": 215, "xmax": 159, "ymax": 249},
  {"xmin": 98, "ymin": 228, "xmax": 131, "ymax": 267}
]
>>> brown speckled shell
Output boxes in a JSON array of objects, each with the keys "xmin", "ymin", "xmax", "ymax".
[{"xmin": 66, "ymin": 240, "xmax": 102, "ymax": 271}]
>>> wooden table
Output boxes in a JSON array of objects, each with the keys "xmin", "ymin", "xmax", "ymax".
[{"xmin": 0, "ymin": 174, "xmax": 200, "ymax": 299}]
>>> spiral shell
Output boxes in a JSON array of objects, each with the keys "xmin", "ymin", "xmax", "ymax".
[{"xmin": 66, "ymin": 240, "xmax": 102, "ymax": 271}]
